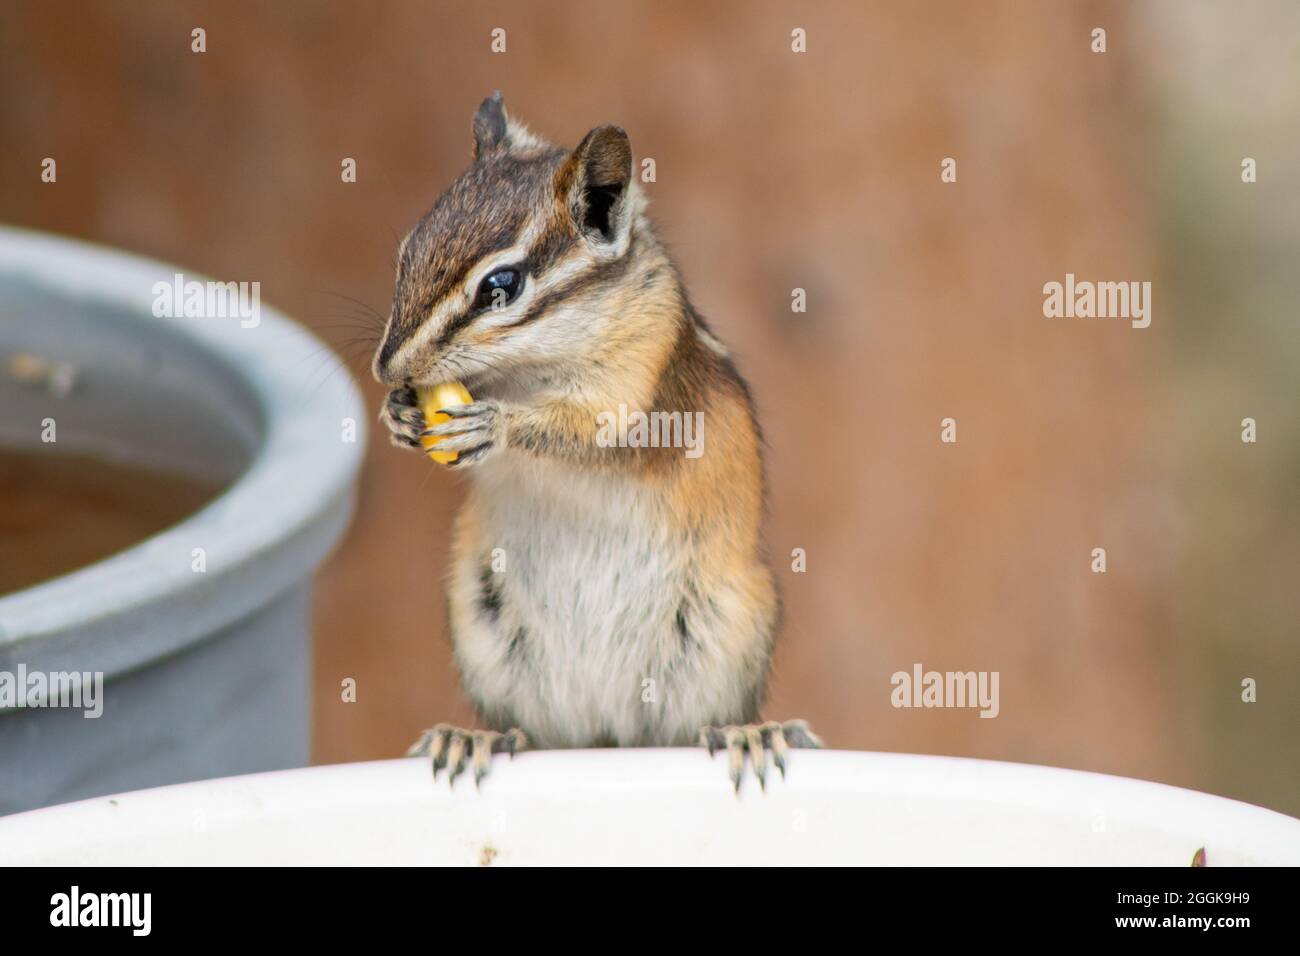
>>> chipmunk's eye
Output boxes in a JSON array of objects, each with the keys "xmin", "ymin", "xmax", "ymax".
[{"xmin": 473, "ymin": 267, "xmax": 522, "ymax": 311}]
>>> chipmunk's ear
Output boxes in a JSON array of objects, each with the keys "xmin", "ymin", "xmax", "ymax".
[
  {"xmin": 472, "ymin": 91, "xmax": 508, "ymax": 159},
  {"xmin": 558, "ymin": 125, "xmax": 632, "ymax": 246}
]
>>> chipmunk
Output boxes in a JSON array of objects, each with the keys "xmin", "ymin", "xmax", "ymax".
[{"xmin": 373, "ymin": 93, "xmax": 820, "ymax": 791}]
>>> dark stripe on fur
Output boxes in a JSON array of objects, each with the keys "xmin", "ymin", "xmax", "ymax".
[{"xmin": 502, "ymin": 245, "xmax": 635, "ymax": 333}]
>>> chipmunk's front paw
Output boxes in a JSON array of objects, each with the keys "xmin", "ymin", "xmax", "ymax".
[
  {"xmin": 380, "ymin": 385, "xmax": 425, "ymax": 450},
  {"xmin": 406, "ymin": 723, "xmax": 526, "ymax": 787},
  {"xmin": 421, "ymin": 400, "xmax": 502, "ymax": 468},
  {"xmin": 699, "ymin": 719, "xmax": 822, "ymax": 794}
]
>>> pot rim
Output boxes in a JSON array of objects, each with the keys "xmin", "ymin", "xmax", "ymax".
[{"xmin": 0, "ymin": 226, "xmax": 366, "ymax": 681}]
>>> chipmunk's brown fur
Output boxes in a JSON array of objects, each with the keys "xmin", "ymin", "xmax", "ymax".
[{"xmin": 374, "ymin": 93, "xmax": 819, "ymax": 790}]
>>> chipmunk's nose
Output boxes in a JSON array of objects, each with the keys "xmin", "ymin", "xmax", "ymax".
[{"xmin": 372, "ymin": 329, "xmax": 406, "ymax": 386}]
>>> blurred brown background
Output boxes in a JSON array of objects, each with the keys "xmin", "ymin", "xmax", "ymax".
[{"xmin": 2, "ymin": 1, "xmax": 1296, "ymax": 814}]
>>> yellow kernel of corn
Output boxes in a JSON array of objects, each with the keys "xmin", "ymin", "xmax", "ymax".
[{"xmin": 417, "ymin": 381, "xmax": 473, "ymax": 464}]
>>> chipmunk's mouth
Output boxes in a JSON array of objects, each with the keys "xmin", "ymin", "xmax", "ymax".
[
  {"xmin": 410, "ymin": 363, "xmax": 501, "ymax": 402},
  {"xmin": 416, "ymin": 354, "xmax": 555, "ymax": 405}
]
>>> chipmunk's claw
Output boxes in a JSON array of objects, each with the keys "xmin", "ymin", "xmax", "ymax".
[
  {"xmin": 407, "ymin": 724, "xmax": 527, "ymax": 789},
  {"xmin": 699, "ymin": 719, "xmax": 822, "ymax": 794},
  {"xmin": 379, "ymin": 385, "xmax": 425, "ymax": 449},
  {"xmin": 419, "ymin": 400, "xmax": 502, "ymax": 467}
]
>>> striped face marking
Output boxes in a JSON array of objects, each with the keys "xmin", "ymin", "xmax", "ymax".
[{"xmin": 374, "ymin": 98, "xmax": 639, "ymax": 387}]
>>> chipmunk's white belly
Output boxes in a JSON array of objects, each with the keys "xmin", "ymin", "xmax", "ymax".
[{"xmin": 451, "ymin": 461, "xmax": 746, "ymax": 748}]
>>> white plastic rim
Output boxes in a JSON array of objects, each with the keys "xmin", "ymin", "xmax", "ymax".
[{"xmin": 1, "ymin": 750, "xmax": 1296, "ymax": 865}]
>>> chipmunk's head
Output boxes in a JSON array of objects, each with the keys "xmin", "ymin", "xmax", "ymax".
[{"xmin": 373, "ymin": 92, "xmax": 652, "ymax": 392}]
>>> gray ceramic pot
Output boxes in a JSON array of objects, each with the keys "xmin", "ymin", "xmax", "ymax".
[{"xmin": 0, "ymin": 227, "xmax": 365, "ymax": 814}]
